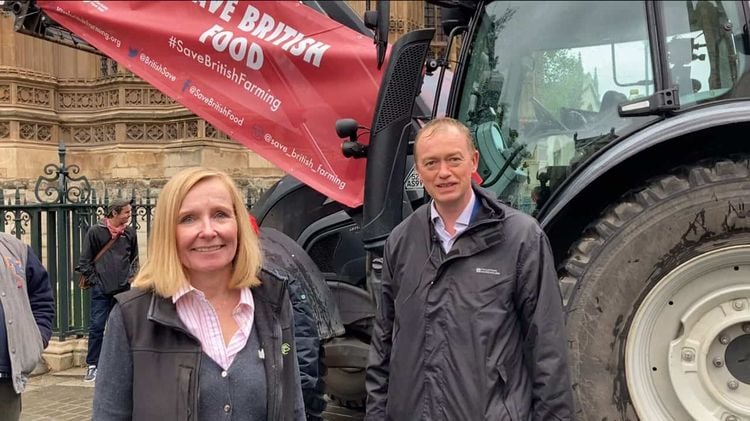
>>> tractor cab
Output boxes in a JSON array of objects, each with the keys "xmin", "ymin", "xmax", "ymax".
[{"xmin": 455, "ymin": 1, "xmax": 747, "ymax": 215}]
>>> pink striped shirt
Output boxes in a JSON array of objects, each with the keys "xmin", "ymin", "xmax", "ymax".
[{"xmin": 173, "ymin": 285, "xmax": 255, "ymax": 370}]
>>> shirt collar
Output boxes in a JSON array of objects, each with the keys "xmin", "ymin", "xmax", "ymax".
[
  {"xmin": 238, "ymin": 286, "xmax": 254, "ymax": 310},
  {"xmin": 172, "ymin": 283, "xmax": 196, "ymax": 303},
  {"xmin": 172, "ymin": 283, "xmax": 254, "ymax": 310},
  {"xmin": 430, "ymin": 189, "xmax": 476, "ymax": 229}
]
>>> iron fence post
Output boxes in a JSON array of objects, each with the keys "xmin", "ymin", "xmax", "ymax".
[
  {"xmin": 0, "ymin": 189, "xmax": 4, "ymax": 234},
  {"xmin": 12, "ymin": 188, "xmax": 23, "ymax": 240},
  {"xmin": 35, "ymin": 141, "xmax": 92, "ymax": 339}
]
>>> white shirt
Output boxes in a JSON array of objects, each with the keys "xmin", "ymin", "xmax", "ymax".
[{"xmin": 430, "ymin": 191, "xmax": 476, "ymax": 253}]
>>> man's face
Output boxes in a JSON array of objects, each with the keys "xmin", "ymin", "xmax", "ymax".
[
  {"xmin": 415, "ymin": 126, "xmax": 478, "ymax": 212},
  {"xmin": 113, "ymin": 205, "xmax": 132, "ymax": 227}
]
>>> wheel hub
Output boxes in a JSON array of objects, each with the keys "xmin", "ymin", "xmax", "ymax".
[
  {"xmin": 725, "ymin": 334, "xmax": 750, "ymax": 385},
  {"xmin": 668, "ymin": 291, "xmax": 749, "ymax": 419},
  {"xmin": 626, "ymin": 245, "xmax": 750, "ymax": 420}
]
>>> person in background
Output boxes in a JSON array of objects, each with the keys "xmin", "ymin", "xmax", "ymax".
[
  {"xmin": 77, "ymin": 198, "xmax": 138, "ymax": 383},
  {"xmin": 0, "ymin": 232, "xmax": 55, "ymax": 421},
  {"xmin": 250, "ymin": 214, "xmax": 327, "ymax": 421},
  {"xmin": 92, "ymin": 167, "xmax": 304, "ymax": 420},
  {"xmin": 366, "ymin": 117, "xmax": 574, "ymax": 420}
]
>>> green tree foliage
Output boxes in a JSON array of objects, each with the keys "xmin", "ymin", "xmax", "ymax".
[{"xmin": 537, "ymin": 50, "xmax": 585, "ymax": 115}]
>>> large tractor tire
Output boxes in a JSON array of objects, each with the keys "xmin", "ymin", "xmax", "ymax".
[{"xmin": 562, "ymin": 156, "xmax": 750, "ymax": 420}]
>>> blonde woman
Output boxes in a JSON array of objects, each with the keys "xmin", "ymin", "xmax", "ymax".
[{"xmin": 92, "ymin": 167, "xmax": 304, "ymax": 420}]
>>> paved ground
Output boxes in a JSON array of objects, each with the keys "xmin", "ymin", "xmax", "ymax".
[
  {"xmin": 20, "ymin": 368, "xmax": 363, "ymax": 420},
  {"xmin": 21, "ymin": 368, "xmax": 93, "ymax": 421}
]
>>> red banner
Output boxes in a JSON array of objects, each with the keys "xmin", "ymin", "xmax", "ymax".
[{"xmin": 38, "ymin": 1, "xmax": 383, "ymax": 207}]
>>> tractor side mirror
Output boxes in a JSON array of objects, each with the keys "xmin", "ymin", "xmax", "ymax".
[{"xmin": 336, "ymin": 118, "xmax": 368, "ymax": 159}]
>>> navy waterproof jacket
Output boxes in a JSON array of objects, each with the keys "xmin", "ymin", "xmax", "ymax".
[{"xmin": 259, "ymin": 227, "xmax": 326, "ymax": 420}]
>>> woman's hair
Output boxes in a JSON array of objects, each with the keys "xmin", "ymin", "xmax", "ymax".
[{"xmin": 132, "ymin": 167, "xmax": 262, "ymax": 297}]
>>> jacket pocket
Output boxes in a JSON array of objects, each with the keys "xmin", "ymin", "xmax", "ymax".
[
  {"xmin": 462, "ymin": 274, "xmax": 515, "ymax": 313},
  {"xmin": 176, "ymin": 365, "xmax": 193, "ymax": 420},
  {"xmin": 18, "ymin": 324, "xmax": 44, "ymax": 378}
]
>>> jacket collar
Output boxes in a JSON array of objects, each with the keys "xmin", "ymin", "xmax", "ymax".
[
  {"xmin": 147, "ymin": 293, "xmax": 189, "ymax": 333},
  {"xmin": 470, "ymin": 183, "xmax": 506, "ymax": 221},
  {"xmin": 254, "ymin": 268, "xmax": 288, "ymax": 312},
  {"xmin": 146, "ymin": 269, "xmax": 288, "ymax": 329},
  {"xmin": 420, "ymin": 184, "xmax": 505, "ymax": 227},
  {"xmin": 422, "ymin": 184, "xmax": 507, "ymax": 260}
]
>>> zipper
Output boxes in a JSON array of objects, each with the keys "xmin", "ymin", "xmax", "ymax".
[
  {"xmin": 191, "ymin": 350, "xmax": 201, "ymax": 420},
  {"xmin": 270, "ymin": 311, "xmax": 282, "ymax": 420}
]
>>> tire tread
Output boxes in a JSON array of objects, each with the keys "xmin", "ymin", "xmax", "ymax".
[{"xmin": 561, "ymin": 155, "xmax": 750, "ymax": 304}]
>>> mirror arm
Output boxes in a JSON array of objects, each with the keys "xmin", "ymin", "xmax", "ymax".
[{"xmin": 431, "ymin": 25, "xmax": 467, "ymax": 119}]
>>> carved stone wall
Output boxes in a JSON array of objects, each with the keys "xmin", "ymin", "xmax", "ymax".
[
  {"xmin": 123, "ymin": 87, "xmax": 176, "ymax": 107},
  {"xmin": 0, "ymin": 121, "xmax": 10, "ymax": 138},
  {"xmin": 16, "ymin": 84, "xmax": 52, "ymax": 107},
  {"xmin": 0, "ymin": 13, "xmax": 282, "ymax": 193},
  {"xmin": 0, "ymin": 84, "xmax": 10, "ymax": 103},
  {"xmin": 58, "ymin": 89, "xmax": 119, "ymax": 110},
  {"xmin": 18, "ymin": 121, "xmax": 53, "ymax": 142}
]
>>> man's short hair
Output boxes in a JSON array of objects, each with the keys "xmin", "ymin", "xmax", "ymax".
[
  {"xmin": 414, "ymin": 117, "xmax": 475, "ymax": 158},
  {"xmin": 107, "ymin": 198, "xmax": 134, "ymax": 217}
]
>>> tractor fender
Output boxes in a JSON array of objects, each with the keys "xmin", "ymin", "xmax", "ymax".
[{"xmin": 541, "ymin": 101, "xmax": 750, "ymax": 229}]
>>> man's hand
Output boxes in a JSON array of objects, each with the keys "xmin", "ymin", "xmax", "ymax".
[{"xmin": 78, "ymin": 274, "xmax": 91, "ymax": 289}]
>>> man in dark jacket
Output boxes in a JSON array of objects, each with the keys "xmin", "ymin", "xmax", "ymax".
[
  {"xmin": 365, "ymin": 118, "xmax": 574, "ymax": 420},
  {"xmin": 0, "ymin": 233, "xmax": 55, "ymax": 420},
  {"xmin": 77, "ymin": 199, "xmax": 138, "ymax": 382},
  {"xmin": 249, "ymin": 214, "xmax": 326, "ymax": 420},
  {"xmin": 258, "ymin": 226, "xmax": 327, "ymax": 421}
]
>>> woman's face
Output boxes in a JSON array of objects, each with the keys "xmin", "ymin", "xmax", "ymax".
[{"xmin": 176, "ymin": 178, "xmax": 238, "ymax": 280}]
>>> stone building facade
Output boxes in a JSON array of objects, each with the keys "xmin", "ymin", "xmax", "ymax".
[{"xmin": 0, "ymin": 12, "xmax": 281, "ymax": 200}]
